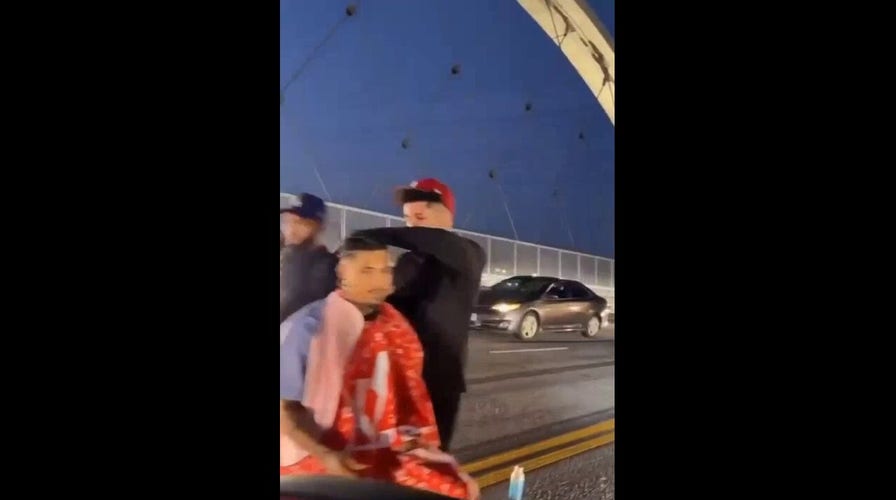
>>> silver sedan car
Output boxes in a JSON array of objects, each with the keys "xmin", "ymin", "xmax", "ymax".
[{"xmin": 471, "ymin": 276, "xmax": 609, "ymax": 341}]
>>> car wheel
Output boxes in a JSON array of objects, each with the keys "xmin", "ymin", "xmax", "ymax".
[
  {"xmin": 515, "ymin": 312, "xmax": 540, "ymax": 341},
  {"xmin": 581, "ymin": 314, "xmax": 602, "ymax": 338}
]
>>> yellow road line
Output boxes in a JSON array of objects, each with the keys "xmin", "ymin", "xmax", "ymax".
[
  {"xmin": 462, "ymin": 418, "xmax": 614, "ymax": 474},
  {"xmin": 474, "ymin": 431, "xmax": 615, "ymax": 489}
]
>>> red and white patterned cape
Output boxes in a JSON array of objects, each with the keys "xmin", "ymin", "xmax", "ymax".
[{"xmin": 280, "ymin": 292, "xmax": 479, "ymax": 500}]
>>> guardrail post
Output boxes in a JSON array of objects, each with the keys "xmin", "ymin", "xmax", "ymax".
[
  {"xmin": 577, "ymin": 254, "xmax": 581, "ymax": 281},
  {"xmin": 487, "ymin": 238, "xmax": 492, "ymax": 276},
  {"xmin": 536, "ymin": 247, "xmax": 541, "ymax": 275},
  {"xmin": 513, "ymin": 243, "xmax": 518, "ymax": 275}
]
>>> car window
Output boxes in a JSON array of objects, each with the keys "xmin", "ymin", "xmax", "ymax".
[
  {"xmin": 566, "ymin": 281, "xmax": 593, "ymax": 299},
  {"xmin": 546, "ymin": 282, "xmax": 574, "ymax": 299},
  {"xmin": 493, "ymin": 277, "xmax": 555, "ymax": 295}
]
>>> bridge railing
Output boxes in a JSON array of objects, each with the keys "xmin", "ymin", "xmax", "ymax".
[{"xmin": 281, "ymin": 194, "xmax": 614, "ymax": 308}]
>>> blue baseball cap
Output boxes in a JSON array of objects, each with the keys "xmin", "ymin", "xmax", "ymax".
[{"xmin": 280, "ymin": 193, "xmax": 327, "ymax": 224}]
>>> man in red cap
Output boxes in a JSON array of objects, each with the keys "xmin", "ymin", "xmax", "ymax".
[{"xmin": 353, "ymin": 178, "xmax": 485, "ymax": 451}]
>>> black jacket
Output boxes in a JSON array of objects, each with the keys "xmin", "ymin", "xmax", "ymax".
[
  {"xmin": 355, "ymin": 227, "xmax": 485, "ymax": 393},
  {"xmin": 279, "ymin": 242, "xmax": 338, "ymax": 324}
]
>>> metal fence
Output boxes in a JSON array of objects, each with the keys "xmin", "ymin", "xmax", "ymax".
[{"xmin": 281, "ymin": 194, "xmax": 615, "ymax": 305}]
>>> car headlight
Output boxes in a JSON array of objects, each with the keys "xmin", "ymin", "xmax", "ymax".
[{"xmin": 492, "ymin": 303, "xmax": 521, "ymax": 313}]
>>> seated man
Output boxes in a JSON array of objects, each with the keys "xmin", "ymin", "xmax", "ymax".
[{"xmin": 280, "ymin": 235, "xmax": 479, "ymax": 500}]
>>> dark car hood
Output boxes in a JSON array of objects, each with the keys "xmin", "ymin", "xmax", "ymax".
[{"xmin": 476, "ymin": 289, "xmax": 536, "ymax": 306}]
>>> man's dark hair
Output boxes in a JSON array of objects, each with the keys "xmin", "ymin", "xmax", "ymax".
[{"xmin": 338, "ymin": 234, "xmax": 387, "ymax": 258}]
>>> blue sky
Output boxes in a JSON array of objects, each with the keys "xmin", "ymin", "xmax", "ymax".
[{"xmin": 280, "ymin": 0, "xmax": 614, "ymax": 257}]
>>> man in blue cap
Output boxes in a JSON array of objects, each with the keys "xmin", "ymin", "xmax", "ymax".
[{"xmin": 280, "ymin": 193, "xmax": 338, "ymax": 323}]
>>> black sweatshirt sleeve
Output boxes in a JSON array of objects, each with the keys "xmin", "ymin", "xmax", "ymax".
[
  {"xmin": 279, "ymin": 249, "xmax": 337, "ymax": 323},
  {"xmin": 354, "ymin": 227, "xmax": 478, "ymax": 275}
]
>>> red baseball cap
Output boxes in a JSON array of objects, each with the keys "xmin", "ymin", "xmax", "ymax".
[{"xmin": 395, "ymin": 178, "xmax": 456, "ymax": 215}]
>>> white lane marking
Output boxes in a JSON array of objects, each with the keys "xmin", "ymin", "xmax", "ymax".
[{"xmin": 489, "ymin": 347, "xmax": 570, "ymax": 354}]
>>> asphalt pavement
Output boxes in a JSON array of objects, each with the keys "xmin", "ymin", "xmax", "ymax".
[
  {"xmin": 480, "ymin": 443, "xmax": 615, "ymax": 500},
  {"xmin": 452, "ymin": 327, "xmax": 615, "ymax": 455}
]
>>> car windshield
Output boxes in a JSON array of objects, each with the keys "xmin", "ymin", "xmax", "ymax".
[{"xmin": 490, "ymin": 277, "xmax": 555, "ymax": 300}]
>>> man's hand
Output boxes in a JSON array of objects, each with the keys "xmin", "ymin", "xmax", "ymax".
[
  {"xmin": 456, "ymin": 469, "xmax": 481, "ymax": 500},
  {"xmin": 396, "ymin": 438, "xmax": 422, "ymax": 452},
  {"xmin": 320, "ymin": 450, "xmax": 368, "ymax": 477}
]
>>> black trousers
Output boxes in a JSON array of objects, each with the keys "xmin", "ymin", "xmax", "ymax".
[{"xmin": 430, "ymin": 390, "xmax": 462, "ymax": 451}]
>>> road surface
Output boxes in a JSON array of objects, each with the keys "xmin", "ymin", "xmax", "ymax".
[
  {"xmin": 480, "ymin": 443, "xmax": 615, "ymax": 500},
  {"xmin": 452, "ymin": 327, "xmax": 615, "ymax": 456}
]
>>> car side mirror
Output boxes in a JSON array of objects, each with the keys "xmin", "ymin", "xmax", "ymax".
[{"xmin": 544, "ymin": 292, "xmax": 561, "ymax": 300}]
